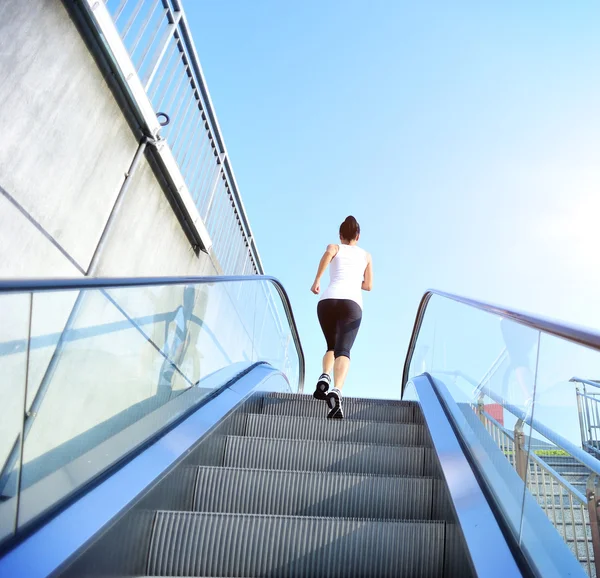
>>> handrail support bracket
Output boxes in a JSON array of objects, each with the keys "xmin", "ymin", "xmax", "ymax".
[
  {"xmin": 586, "ymin": 473, "xmax": 600, "ymax": 577},
  {"xmin": 514, "ymin": 418, "xmax": 528, "ymax": 482}
]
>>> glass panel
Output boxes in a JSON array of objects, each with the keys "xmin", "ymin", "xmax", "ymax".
[
  {"xmin": 407, "ymin": 293, "xmax": 599, "ymax": 575},
  {"xmin": 257, "ymin": 283, "xmax": 297, "ymax": 382},
  {"xmin": 0, "ymin": 293, "xmax": 30, "ymax": 543},
  {"xmin": 15, "ymin": 279, "xmax": 300, "ymax": 532},
  {"xmin": 407, "ymin": 294, "xmax": 536, "ymax": 545},
  {"xmin": 521, "ymin": 333, "xmax": 600, "ymax": 576}
]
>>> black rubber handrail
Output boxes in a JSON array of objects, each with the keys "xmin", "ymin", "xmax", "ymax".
[
  {"xmin": 402, "ymin": 289, "xmax": 600, "ymax": 398},
  {"xmin": 0, "ymin": 275, "xmax": 305, "ymax": 392}
]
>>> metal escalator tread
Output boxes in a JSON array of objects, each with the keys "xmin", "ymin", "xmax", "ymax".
[
  {"xmin": 261, "ymin": 393, "xmax": 422, "ymax": 422},
  {"xmin": 223, "ymin": 436, "xmax": 434, "ymax": 476},
  {"xmin": 192, "ymin": 466, "xmax": 438, "ymax": 519},
  {"xmin": 147, "ymin": 512, "xmax": 445, "ymax": 577},
  {"xmin": 245, "ymin": 413, "xmax": 427, "ymax": 445},
  {"xmin": 136, "ymin": 393, "xmax": 464, "ymax": 577}
]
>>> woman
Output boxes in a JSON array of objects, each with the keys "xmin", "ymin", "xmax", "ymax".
[{"xmin": 311, "ymin": 216, "xmax": 373, "ymax": 418}]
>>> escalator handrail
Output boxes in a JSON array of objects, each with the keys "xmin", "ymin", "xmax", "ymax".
[
  {"xmin": 402, "ymin": 289, "xmax": 600, "ymax": 397},
  {"xmin": 0, "ymin": 275, "xmax": 305, "ymax": 393}
]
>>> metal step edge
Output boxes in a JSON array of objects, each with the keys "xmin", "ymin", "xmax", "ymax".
[
  {"xmin": 222, "ymin": 437, "xmax": 434, "ymax": 477},
  {"xmin": 147, "ymin": 512, "xmax": 446, "ymax": 577},
  {"xmin": 192, "ymin": 465, "xmax": 437, "ymax": 481},
  {"xmin": 153, "ymin": 509, "xmax": 446, "ymax": 524},
  {"xmin": 237, "ymin": 437, "xmax": 428, "ymax": 449},
  {"xmin": 261, "ymin": 396, "xmax": 423, "ymax": 411},
  {"xmin": 246, "ymin": 413, "xmax": 425, "ymax": 427},
  {"xmin": 259, "ymin": 402, "xmax": 424, "ymax": 424},
  {"xmin": 260, "ymin": 398, "xmax": 420, "ymax": 408},
  {"xmin": 189, "ymin": 467, "xmax": 439, "ymax": 519},
  {"xmin": 266, "ymin": 393, "xmax": 419, "ymax": 406},
  {"xmin": 225, "ymin": 435, "xmax": 431, "ymax": 450},
  {"xmin": 181, "ymin": 513, "xmax": 446, "ymax": 526}
]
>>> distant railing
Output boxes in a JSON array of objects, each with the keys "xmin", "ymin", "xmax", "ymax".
[
  {"xmin": 102, "ymin": 0, "xmax": 262, "ymax": 276},
  {"xmin": 574, "ymin": 377, "xmax": 600, "ymax": 460},
  {"xmin": 478, "ymin": 408, "xmax": 595, "ymax": 576},
  {"xmin": 437, "ymin": 366, "xmax": 600, "ymax": 578},
  {"xmin": 472, "ymin": 368, "xmax": 600, "ymax": 577}
]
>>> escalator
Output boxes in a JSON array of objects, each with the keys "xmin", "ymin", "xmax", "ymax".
[
  {"xmin": 0, "ymin": 279, "xmax": 597, "ymax": 576},
  {"xmin": 61, "ymin": 392, "xmax": 471, "ymax": 577}
]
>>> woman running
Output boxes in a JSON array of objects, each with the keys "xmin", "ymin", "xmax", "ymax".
[{"xmin": 311, "ymin": 216, "xmax": 373, "ymax": 418}]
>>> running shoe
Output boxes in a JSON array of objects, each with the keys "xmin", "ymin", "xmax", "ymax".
[
  {"xmin": 313, "ymin": 373, "xmax": 331, "ymax": 400},
  {"xmin": 326, "ymin": 388, "xmax": 344, "ymax": 419}
]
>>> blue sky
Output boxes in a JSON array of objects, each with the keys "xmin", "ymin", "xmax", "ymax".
[{"xmin": 185, "ymin": 1, "xmax": 600, "ymax": 399}]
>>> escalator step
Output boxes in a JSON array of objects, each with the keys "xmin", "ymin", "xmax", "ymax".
[
  {"xmin": 261, "ymin": 394, "xmax": 422, "ymax": 423},
  {"xmin": 245, "ymin": 414, "xmax": 427, "ymax": 446},
  {"xmin": 223, "ymin": 436, "xmax": 433, "ymax": 476},
  {"xmin": 147, "ymin": 512, "xmax": 445, "ymax": 577},
  {"xmin": 192, "ymin": 467, "xmax": 437, "ymax": 520},
  {"xmin": 266, "ymin": 392, "xmax": 418, "ymax": 406}
]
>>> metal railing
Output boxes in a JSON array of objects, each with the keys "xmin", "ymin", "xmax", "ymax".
[
  {"xmin": 473, "ymin": 377, "xmax": 600, "ymax": 577},
  {"xmin": 478, "ymin": 406, "xmax": 595, "ymax": 576},
  {"xmin": 101, "ymin": 0, "xmax": 262, "ymax": 276},
  {"xmin": 574, "ymin": 377, "xmax": 600, "ymax": 460}
]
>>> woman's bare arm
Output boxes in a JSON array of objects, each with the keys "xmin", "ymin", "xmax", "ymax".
[
  {"xmin": 311, "ymin": 244, "xmax": 338, "ymax": 294},
  {"xmin": 362, "ymin": 253, "xmax": 373, "ymax": 291}
]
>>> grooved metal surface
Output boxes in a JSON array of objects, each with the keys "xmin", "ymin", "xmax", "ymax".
[
  {"xmin": 245, "ymin": 414, "xmax": 427, "ymax": 446},
  {"xmin": 61, "ymin": 510, "xmax": 157, "ymax": 577},
  {"xmin": 147, "ymin": 512, "xmax": 445, "ymax": 577},
  {"xmin": 182, "ymin": 395, "xmax": 263, "ymax": 469},
  {"xmin": 262, "ymin": 395, "xmax": 422, "ymax": 423},
  {"xmin": 192, "ymin": 467, "xmax": 436, "ymax": 520},
  {"xmin": 52, "ymin": 391, "xmax": 472, "ymax": 577},
  {"xmin": 224, "ymin": 436, "xmax": 432, "ymax": 476},
  {"xmin": 432, "ymin": 478, "xmax": 453, "ymax": 522},
  {"xmin": 139, "ymin": 467, "xmax": 198, "ymax": 512},
  {"xmin": 444, "ymin": 523, "xmax": 475, "ymax": 578},
  {"xmin": 267, "ymin": 392, "xmax": 417, "ymax": 405}
]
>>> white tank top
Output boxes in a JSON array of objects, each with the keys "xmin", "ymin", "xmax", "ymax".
[{"xmin": 319, "ymin": 244, "xmax": 369, "ymax": 308}]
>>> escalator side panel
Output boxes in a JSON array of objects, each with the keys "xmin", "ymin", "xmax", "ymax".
[
  {"xmin": 58, "ymin": 390, "xmax": 266, "ymax": 577},
  {"xmin": 413, "ymin": 374, "xmax": 521, "ymax": 578}
]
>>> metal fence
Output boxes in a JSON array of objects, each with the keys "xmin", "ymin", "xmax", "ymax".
[
  {"xmin": 103, "ymin": 0, "xmax": 261, "ymax": 276},
  {"xmin": 575, "ymin": 378, "xmax": 600, "ymax": 460},
  {"xmin": 478, "ymin": 408, "xmax": 596, "ymax": 577}
]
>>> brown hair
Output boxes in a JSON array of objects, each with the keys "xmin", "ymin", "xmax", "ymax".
[{"xmin": 339, "ymin": 215, "xmax": 360, "ymax": 241}]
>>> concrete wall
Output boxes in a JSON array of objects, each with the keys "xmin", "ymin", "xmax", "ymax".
[
  {"xmin": 0, "ymin": 0, "xmax": 217, "ymax": 279},
  {"xmin": 0, "ymin": 0, "xmax": 237, "ymax": 526}
]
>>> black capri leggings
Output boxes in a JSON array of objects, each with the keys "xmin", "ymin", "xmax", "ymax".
[{"xmin": 317, "ymin": 299, "xmax": 362, "ymax": 359}]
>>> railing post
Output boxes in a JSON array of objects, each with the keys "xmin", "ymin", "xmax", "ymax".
[
  {"xmin": 514, "ymin": 419, "xmax": 528, "ymax": 481},
  {"xmin": 576, "ymin": 383, "xmax": 588, "ymax": 453},
  {"xmin": 476, "ymin": 392, "xmax": 486, "ymax": 424},
  {"xmin": 586, "ymin": 474, "xmax": 600, "ymax": 577}
]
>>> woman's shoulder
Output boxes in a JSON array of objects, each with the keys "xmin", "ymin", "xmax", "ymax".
[{"xmin": 357, "ymin": 246, "xmax": 370, "ymax": 260}]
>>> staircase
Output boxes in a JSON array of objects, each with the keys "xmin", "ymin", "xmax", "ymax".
[
  {"xmin": 539, "ymin": 454, "xmax": 591, "ymax": 496},
  {"xmin": 535, "ymin": 454, "xmax": 595, "ymax": 573},
  {"xmin": 63, "ymin": 392, "xmax": 473, "ymax": 577}
]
